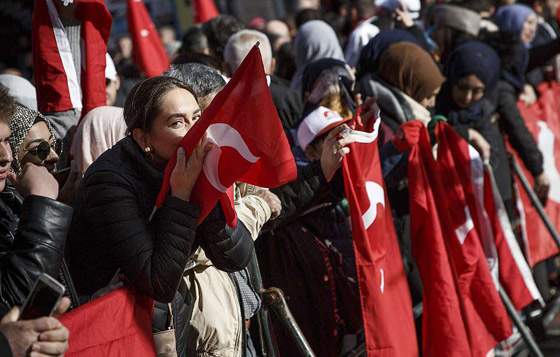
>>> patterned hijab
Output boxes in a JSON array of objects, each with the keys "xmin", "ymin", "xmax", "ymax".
[{"xmin": 8, "ymin": 105, "xmax": 55, "ymax": 176}]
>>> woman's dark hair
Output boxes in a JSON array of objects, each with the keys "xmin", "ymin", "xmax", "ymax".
[
  {"xmin": 123, "ymin": 76, "xmax": 197, "ymax": 135},
  {"xmin": 0, "ymin": 85, "xmax": 15, "ymax": 122},
  {"xmin": 478, "ymin": 29, "xmax": 518, "ymax": 71}
]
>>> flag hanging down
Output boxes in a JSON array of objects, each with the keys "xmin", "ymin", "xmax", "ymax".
[
  {"xmin": 193, "ymin": 0, "xmax": 220, "ymax": 23},
  {"xmin": 32, "ymin": 0, "xmax": 112, "ymax": 116},
  {"xmin": 436, "ymin": 121, "xmax": 542, "ymax": 310},
  {"xmin": 513, "ymin": 81, "xmax": 560, "ymax": 266},
  {"xmin": 407, "ymin": 123, "xmax": 471, "ymax": 356},
  {"xmin": 434, "ymin": 121, "xmax": 512, "ymax": 354},
  {"xmin": 127, "ymin": 0, "xmax": 170, "ymax": 77},
  {"xmin": 60, "ymin": 287, "xmax": 156, "ymax": 356},
  {"xmin": 156, "ymin": 45, "xmax": 296, "ymax": 227},
  {"xmin": 342, "ymin": 110, "xmax": 418, "ymax": 356}
]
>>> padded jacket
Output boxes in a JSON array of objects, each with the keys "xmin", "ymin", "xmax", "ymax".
[{"xmin": 65, "ymin": 136, "xmax": 254, "ymax": 357}]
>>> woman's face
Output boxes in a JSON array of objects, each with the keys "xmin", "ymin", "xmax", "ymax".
[
  {"xmin": 18, "ymin": 121, "xmax": 59, "ymax": 173},
  {"xmin": 144, "ymin": 88, "xmax": 201, "ymax": 165},
  {"xmin": 452, "ymin": 74, "xmax": 486, "ymax": 108},
  {"xmin": 419, "ymin": 86, "xmax": 441, "ymax": 109},
  {"xmin": 521, "ymin": 14, "xmax": 538, "ymax": 44}
]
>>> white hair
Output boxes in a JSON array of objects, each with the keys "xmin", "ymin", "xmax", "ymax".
[{"xmin": 224, "ymin": 30, "xmax": 272, "ymax": 74}]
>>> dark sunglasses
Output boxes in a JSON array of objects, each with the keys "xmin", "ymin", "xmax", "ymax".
[{"xmin": 24, "ymin": 139, "xmax": 63, "ymax": 161}]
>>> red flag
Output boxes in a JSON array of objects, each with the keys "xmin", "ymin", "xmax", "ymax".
[
  {"xmin": 156, "ymin": 45, "xmax": 296, "ymax": 226},
  {"xmin": 342, "ymin": 112, "xmax": 418, "ymax": 356},
  {"xmin": 439, "ymin": 122, "xmax": 542, "ymax": 310},
  {"xmin": 127, "ymin": 0, "xmax": 170, "ymax": 77},
  {"xmin": 513, "ymin": 82, "xmax": 560, "ymax": 266},
  {"xmin": 32, "ymin": 0, "xmax": 111, "ymax": 115},
  {"xmin": 193, "ymin": 0, "xmax": 220, "ymax": 23},
  {"xmin": 60, "ymin": 287, "xmax": 156, "ymax": 356},
  {"xmin": 435, "ymin": 122, "xmax": 512, "ymax": 354},
  {"xmin": 407, "ymin": 124, "xmax": 471, "ymax": 356}
]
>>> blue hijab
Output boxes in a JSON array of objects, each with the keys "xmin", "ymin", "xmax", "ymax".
[
  {"xmin": 356, "ymin": 29, "xmax": 421, "ymax": 79},
  {"xmin": 493, "ymin": 4, "xmax": 536, "ymax": 91},
  {"xmin": 436, "ymin": 41, "xmax": 500, "ymax": 126},
  {"xmin": 494, "ymin": 4, "xmax": 536, "ymax": 40}
]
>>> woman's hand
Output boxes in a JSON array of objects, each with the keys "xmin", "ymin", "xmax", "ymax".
[
  {"xmin": 57, "ymin": 161, "xmax": 83, "ymax": 205},
  {"xmin": 321, "ymin": 125, "xmax": 355, "ymax": 182},
  {"xmin": 468, "ymin": 128, "xmax": 491, "ymax": 163},
  {"xmin": 520, "ymin": 84, "xmax": 537, "ymax": 106},
  {"xmin": 170, "ymin": 134, "xmax": 213, "ymax": 202},
  {"xmin": 254, "ymin": 189, "xmax": 282, "ymax": 219},
  {"xmin": 533, "ymin": 172, "xmax": 550, "ymax": 205},
  {"xmin": 394, "ymin": 3, "xmax": 414, "ymax": 28}
]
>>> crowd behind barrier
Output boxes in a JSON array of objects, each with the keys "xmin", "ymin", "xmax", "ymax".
[{"xmin": 2, "ymin": 0, "xmax": 560, "ymax": 356}]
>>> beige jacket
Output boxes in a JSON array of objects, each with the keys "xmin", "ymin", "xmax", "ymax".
[{"xmin": 184, "ymin": 185, "xmax": 271, "ymax": 357}]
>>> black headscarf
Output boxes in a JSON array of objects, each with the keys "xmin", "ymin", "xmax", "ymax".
[
  {"xmin": 356, "ymin": 29, "xmax": 421, "ymax": 79},
  {"xmin": 436, "ymin": 41, "xmax": 500, "ymax": 126}
]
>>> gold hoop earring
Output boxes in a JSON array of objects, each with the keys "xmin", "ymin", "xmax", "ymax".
[{"xmin": 144, "ymin": 146, "xmax": 153, "ymax": 161}]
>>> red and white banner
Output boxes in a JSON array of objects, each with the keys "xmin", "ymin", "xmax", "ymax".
[
  {"xmin": 407, "ymin": 124, "xmax": 471, "ymax": 356},
  {"xmin": 436, "ymin": 122, "xmax": 542, "ymax": 311},
  {"xmin": 32, "ymin": 0, "xmax": 111, "ymax": 116},
  {"xmin": 127, "ymin": 0, "xmax": 170, "ymax": 78},
  {"xmin": 156, "ymin": 45, "xmax": 296, "ymax": 227},
  {"xmin": 514, "ymin": 81, "xmax": 560, "ymax": 266},
  {"xmin": 342, "ymin": 112, "xmax": 418, "ymax": 356},
  {"xmin": 60, "ymin": 287, "xmax": 155, "ymax": 356}
]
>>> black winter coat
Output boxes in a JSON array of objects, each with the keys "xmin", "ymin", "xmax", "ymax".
[
  {"xmin": 66, "ymin": 136, "xmax": 254, "ymax": 357},
  {"xmin": 0, "ymin": 188, "xmax": 72, "ymax": 315},
  {"xmin": 492, "ymin": 80, "xmax": 544, "ymax": 178}
]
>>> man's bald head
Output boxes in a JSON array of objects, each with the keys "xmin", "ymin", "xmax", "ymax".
[{"xmin": 224, "ymin": 30, "xmax": 273, "ymax": 74}]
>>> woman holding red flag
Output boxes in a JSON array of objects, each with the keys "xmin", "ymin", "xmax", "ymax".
[{"xmin": 65, "ymin": 76, "xmax": 254, "ymax": 357}]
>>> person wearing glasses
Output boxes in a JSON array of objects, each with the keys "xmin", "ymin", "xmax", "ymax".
[
  {"xmin": 7, "ymin": 105, "xmax": 81, "ymax": 205},
  {"xmin": 0, "ymin": 85, "xmax": 72, "ymax": 356}
]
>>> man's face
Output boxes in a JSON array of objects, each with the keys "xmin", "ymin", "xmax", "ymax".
[{"xmin": 0, "ymin": 121, "xmax": 12, "ymax": 192}]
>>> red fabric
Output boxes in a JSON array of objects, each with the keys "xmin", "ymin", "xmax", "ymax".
[
  {"xmin": 127, "ymin": 0, "xmax": 170, "ymax": 77},
  {"xmin": 392, "ymin": 120, "xmax": 423, "ymax": 153},
  {"xmin": 32, "ymin": 0, "xmax": 111, "ymax": 115},
  {"xmin": 435, "ymin": 122, "xmax": 512, "ymax": 353},
  {"xmin": 513, "ymin": 82, "xmax": 560, "ymax": 267},
  {"xmin": 342, "ymin": 115, "xmax": 418, "ymax": 356},
  {"xmin": 440, "ymin": 123, "xmax": 539, "ymax": 310},
  {"xmin": 407, "ymin": 124, "xmax": 470, "ymax": 356},
  {"xmin": 156, "ymin": 46, "xmax": 296, "ymax": 226},
  {"xmin": 60, "ymin": 287, "xmax": 156, "ymax": 356},
  {"xmin": 193, "ymin": 0, "xmax": 220, "ymax": 23}
]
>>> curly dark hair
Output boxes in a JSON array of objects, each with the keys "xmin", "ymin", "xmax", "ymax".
[
  {"xmin": 202, "ymin": 15, "xmax": 245, "ymax": 60},
  {"xmin": 0, "ymin": 85, "xmax": 16, "ymax": 123}
]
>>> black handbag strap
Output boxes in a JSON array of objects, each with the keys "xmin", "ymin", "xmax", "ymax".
[{"xmin": 60, "ymin": 258, "xmax": 80, "ymax": 309}]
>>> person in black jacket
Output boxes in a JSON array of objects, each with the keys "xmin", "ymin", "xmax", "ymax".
[
  {"xmin": 0, "ymin": 85, "xmax": 72, "ymax": 356},
  {"xmin": 65, "ymin": 76, "xmax": 254, "ymax": 357}
]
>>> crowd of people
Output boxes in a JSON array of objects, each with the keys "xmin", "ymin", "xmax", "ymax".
[{"xmin": 1, "ymin": 0, "xmax": 560, "ymax": 355}]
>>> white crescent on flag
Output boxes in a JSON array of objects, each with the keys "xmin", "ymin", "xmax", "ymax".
[{"xmin": 203, "ymin": 123, "xmax": 261, "ymax": 192}]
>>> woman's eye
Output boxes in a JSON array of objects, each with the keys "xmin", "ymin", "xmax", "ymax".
[
  {"xmin": 170, "ymin": 119, "xmax": 185, "ymax": 128},
  {"xmin": 193, "ymin": 115, "xmax": 201, "ymax": 122}
]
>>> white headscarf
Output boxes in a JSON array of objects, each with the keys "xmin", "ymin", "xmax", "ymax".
[
  {"xmin": 290, "ymin": 20, "xmax": 344, "ymax": 94},
  {"xmin": 70, "ymin": 106, "xmax": 126, "ymax": 172}
]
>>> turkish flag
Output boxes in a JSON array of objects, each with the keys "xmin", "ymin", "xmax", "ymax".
[
  {"xmin": 513, "ymin": 81, "xmax": 560, "ymax": 267},
  {"xmin": 342, "ymin": 112, "xmax": 418, "ymax": 356},
  {"xmin": 434, "ymin": 122, "xmax": 512, "ymax": 354},
  {"xmin": 32, "ymin": 0, "xmax": 112, "ymax": 115},
  {"xmin": 127, "ymin": 0, "xmax": 170, "ymax": 77},
  {"xmin": 407, "ymin": 124, "xmax": 471, "ymax": 356},
  {"xmin": 156, "ymin": 45, "xmax": 296, "ymax": 226},
  {"xmin": 193, "ymin": 0, "xmax": 220, "ymax": 23},
  {"xmin": 60, "ymin": 287, "xmax": 156, "ymax": 356},
  {"xmin": 438, "ymin": 122, "xmax": 541, "ymax": 310}
]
